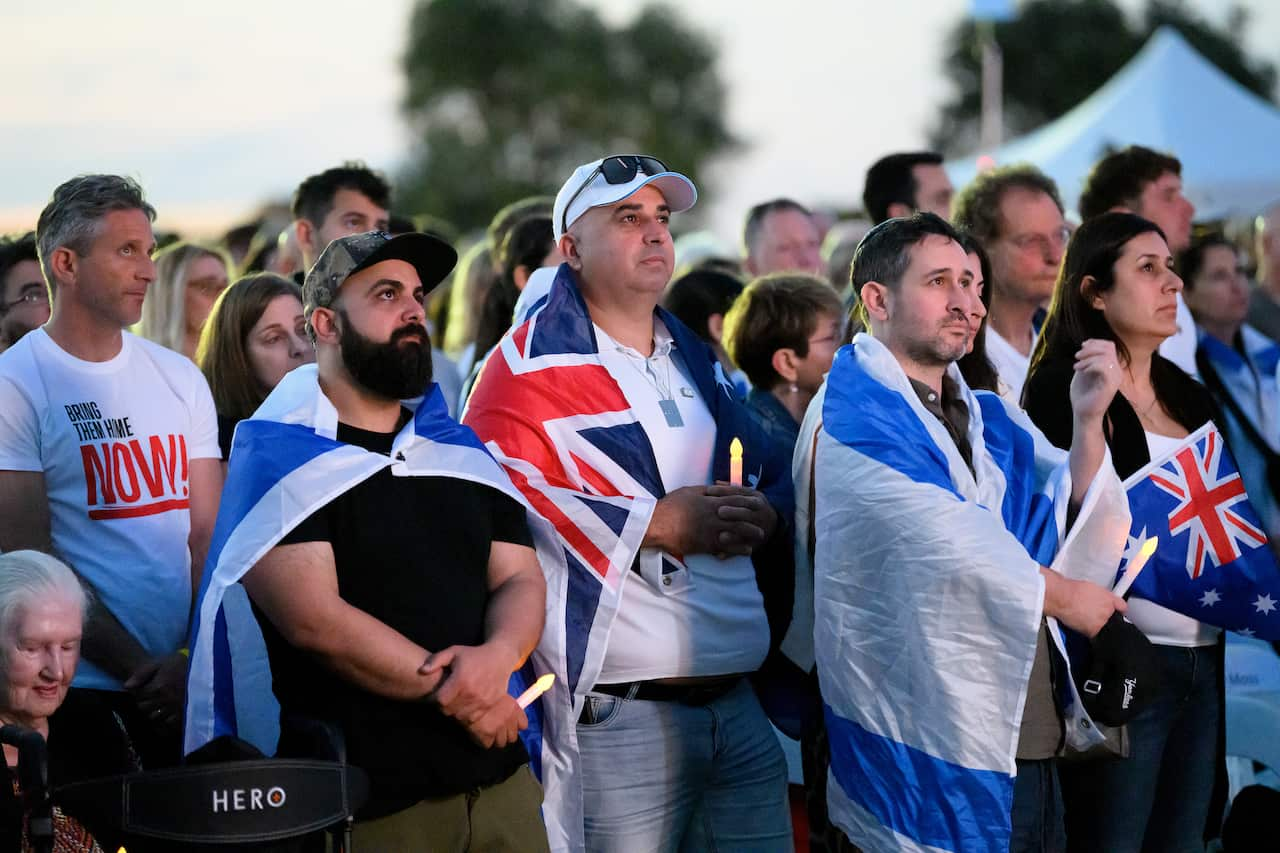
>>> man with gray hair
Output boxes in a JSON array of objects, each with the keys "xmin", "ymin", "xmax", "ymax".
[
  {"xmin": 0, "ymin": 174, "xmax": 223, "ymax": 767},
  {"xmin": 952, "ymin": 164, "xmax": 1068, "ymax": 402}
]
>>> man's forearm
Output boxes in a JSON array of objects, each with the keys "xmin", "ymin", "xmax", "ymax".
[
  {"xmin": 283, "ymin": 598, "xmax": 440, "ymax": 701},
  {"xmin": 483, "ymin": 572, "xmax": 546, "ymax": 671}
]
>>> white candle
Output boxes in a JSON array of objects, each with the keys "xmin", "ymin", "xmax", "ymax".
[
  {"xmin": 729, "ymin": 437, "xmax": 743, "ymax": 487},
  {"xmin": 1113, "ymin": 537, "xmax": 1158, "ymax": 598},
  {"xmin": 516, "ymin": 673, "xmax": 556, "ymax": 709}
]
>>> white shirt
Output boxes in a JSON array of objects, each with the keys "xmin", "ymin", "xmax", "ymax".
[
  {"xmin": 1125, "ymin": 430, "xmax": 1222, "ymax": 647},
  {"xmin": 591, "ymin": 319, "xmax": 770, "ymax": 681},
  {"xmin": 0, "ymin": 329, "xmax": 221, "ymax": 689},
  {"xmin": 985, "ymin": 325, "xmax": 1036, "ymax": 404}
]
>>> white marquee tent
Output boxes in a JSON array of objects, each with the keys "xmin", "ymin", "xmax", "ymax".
[{"xmin": 946, "ymin": 27, "xmax": 1280, "ymax": 220}]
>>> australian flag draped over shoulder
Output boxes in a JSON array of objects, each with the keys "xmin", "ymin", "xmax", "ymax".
[
  {"xmin": 462, "ymin": 263, "xmax": 792, "ymax": 853},
  {"xmin": 811, "ymin": 335, "xmax": 1129, "ymax": 853},
  {"xmin": 183, "ymin": 365, "xmax": 554, "ymax": 767},
  {"xmin": 1121, "ymin": 422, "xmax": 1280, "ymax": 639}
]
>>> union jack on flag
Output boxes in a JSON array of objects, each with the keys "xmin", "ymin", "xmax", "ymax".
[
  {"xmin": 463, "ymin": 263, "xmax": 792, "ymax": 852},
  {"xmin": 1147, "ymin": 427, "xmax": 1267, "ymax": 579},
  {"xmin": 1122, "ymin": 423, "xmax": 1280, "ymax": 640}
]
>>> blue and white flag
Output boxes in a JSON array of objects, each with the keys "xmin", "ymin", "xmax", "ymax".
[
  {"xmin": 183, "ymin": 364, "xmax": 556, "ymax": 789},
  {"xmin": 1121, "ymin": 422, "xmax": 1280, "ymax": 639},
  {"xmin": 808, "ymin": 335, "xmax": 1129, "ymax": 853}
]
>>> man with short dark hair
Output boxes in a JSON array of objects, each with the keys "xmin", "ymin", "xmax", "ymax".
[
  {"xmin": 953, "ymin": 164, "xmax": 1067, "ymax": 401},
  {"xmin": 188, "ymin": 230, "xmax": 550, "ymax": 849},
  {"xmin": 466, "ymin": 155, "xmax": 795, "ymax": 851},
  {"xmin": 800, "ymin": 212, "xmax": 1128, "ymax": 852},
  {"xmin": 0, "ymin": 175, "xmax": 223, "ymax": 766},
  {"xmin": 291, "ymin": 161, "xmax": 392, "ymax": 269},
  {"xmin": 1079, "ymin": 145, "xmax": 1199, "ymax": 374},
  {"xmin": 862, "ymin": 151, "xmax": 954, "ymax": 224},
  {"xmin": 0, "ymin": 231, "xmax": 49, "ymax": 351},
  {"xmin": 743, "ymin": 197, "xmax": 823, "ymax": 277}
]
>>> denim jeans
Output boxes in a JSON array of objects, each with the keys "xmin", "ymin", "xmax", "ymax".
[
  {"xmin": 577, "ymin": 679, "xmax": 793, "ymax": 852},
  {"xmin": 1010, "ymin": 758, "xmax": 1066, "ymax": 853},
  {"xmin": 1060, "ymin": 643, "xmax": 1221, "ymax": 853}
]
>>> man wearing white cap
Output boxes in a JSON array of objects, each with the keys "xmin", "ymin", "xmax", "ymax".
[{"xmin": 465, "ymin": 156, "xmax": 795, "ymax": 851}]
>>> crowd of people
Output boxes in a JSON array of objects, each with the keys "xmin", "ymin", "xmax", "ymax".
[{"xmin": 0, "ymin": 143, "xmax": 1276, "ymax": 853}]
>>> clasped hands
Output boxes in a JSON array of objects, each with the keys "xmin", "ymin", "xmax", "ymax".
[{"xmin": 418, "ymin": 640, "xmax": 526, "ymax": 749}]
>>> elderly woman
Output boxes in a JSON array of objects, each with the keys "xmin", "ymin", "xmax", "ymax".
[{"xmin": 0, "ymin": 550, "xmax": 102, "ymax": 852}]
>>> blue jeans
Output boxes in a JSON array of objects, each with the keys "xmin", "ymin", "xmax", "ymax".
[
  {"xmin": 1010, "ymin": 759, "xmax": 1066, "ymax": 853},
  {"xmin": 577, "ymin": 679, "xmax": 793, "ymax": 852},
  {"xmin": 1060, "ymin": 643, "xmax": 1221, "ymax": 853}
]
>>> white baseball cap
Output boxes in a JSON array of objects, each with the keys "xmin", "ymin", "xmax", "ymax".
[{"xmin": 552, "ymin": 155, "xmax": 698, "ymax": 241}]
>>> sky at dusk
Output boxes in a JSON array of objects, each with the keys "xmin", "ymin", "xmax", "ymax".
[{"xmin": 2, "ymin": 0, "xmax": 1276, "ymax": 242}]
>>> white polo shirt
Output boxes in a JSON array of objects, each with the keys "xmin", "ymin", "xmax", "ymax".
[{"xmin": 591, "ymin": 319, "xmax": 770, "ymax": 682}]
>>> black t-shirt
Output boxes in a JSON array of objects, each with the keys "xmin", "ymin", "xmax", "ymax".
[{"xmin": 254, "ymin": 413, "xmax": 534, "ymax": 818}]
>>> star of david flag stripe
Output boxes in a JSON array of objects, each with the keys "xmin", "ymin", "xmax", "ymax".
[
  {"xmin": 463, "ymin": 263, "xmax": 792, "ymax": 853},
  {"xmin": 183, "ymin": 365, "xmax": 555, "ymax": 776},
  {"xmin": 1121, "ymin": 422, "xmax": 1280, "ymax": 639},
  {"xmin": 812, "ymin": 336, "xmax": 1129, "ymax": 853}
]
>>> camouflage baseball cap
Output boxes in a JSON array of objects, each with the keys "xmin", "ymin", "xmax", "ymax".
[{"xmin": 302, "ymin": 230, "xmax": 457, "ymax": 323}]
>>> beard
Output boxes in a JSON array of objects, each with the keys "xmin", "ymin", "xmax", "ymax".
[
  {"xmin": 903, "ymin": 318, "xmax": 970, "ymax": 367},
  {"xmin": 337, "ymin": 309, "xmax": 434, "ymax": 400}
]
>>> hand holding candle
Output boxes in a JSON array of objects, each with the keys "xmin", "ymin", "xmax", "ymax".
[
  {"xmin": 516, "ymin": 673, "xmax": 555, "ymax": 709},
  {"xmin": 1113, "ymin": 537, "xmax": 1157, "ymax": 599},
  {"xmin": 729, "ymin": 437, "xmax": 743, "ymax": 487}
]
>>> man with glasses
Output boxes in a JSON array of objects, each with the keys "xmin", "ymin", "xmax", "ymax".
[
  {"xmin": 0, "ymin": 232, "xmax": 50, "ymax": 352},
  {"xmin": 465, "ymin": 155, "xmax": 795, "ymax": 851},
  {"xmin": 953, "ymin": 164, "xmax": 1068, "ymax": 402}
]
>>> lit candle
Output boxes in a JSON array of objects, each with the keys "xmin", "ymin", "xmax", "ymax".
[
  {"xmin": 516, "ymin": 673, "xmax": 556, "ymax": 709},
  {"xmin": 1112, "ymin": 537, "xmax": 1157, "ymax": 598},
  {"xmin": 729, "ymin": 437, "xmax": 743, "ymax": 487}
]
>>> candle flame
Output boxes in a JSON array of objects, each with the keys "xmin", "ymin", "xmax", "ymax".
[
  {"xmin": 1139, "ymin": 537, "xmax": 1158, "ymax": 559},
  {"xmin": 729, "ymin": 437, "xmax": 743, "ymax": 459},
  {"xmin": 516, "ymin": 673, "xmax": 557, "ymax": 709}
]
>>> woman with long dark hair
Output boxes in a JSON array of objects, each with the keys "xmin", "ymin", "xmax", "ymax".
[
  {"xmin": 195, "ymin": 273, "xmax": 313, "ymax": 459},
  {"xmin": 956, "ymin": 232, "xmax": 1001, "ymax": 394},
  {"xmin": 1023, "ymin": 212, "xmax": 1223, "ymax": 852}
]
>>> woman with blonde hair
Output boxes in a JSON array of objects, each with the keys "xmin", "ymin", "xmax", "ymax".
[{"xmin": 138, "ymin": 242, "xmax": 231, "ymax": 360}]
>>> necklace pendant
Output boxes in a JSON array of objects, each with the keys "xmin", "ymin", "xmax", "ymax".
[{"xmin": 659, "ymin": 399, "xmax": 685, "ymax": 428}]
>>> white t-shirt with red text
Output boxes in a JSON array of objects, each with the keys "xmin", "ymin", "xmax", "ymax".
[{"xmin": 0, "ymin": 328, "xmax": 220, "ymax": 690}]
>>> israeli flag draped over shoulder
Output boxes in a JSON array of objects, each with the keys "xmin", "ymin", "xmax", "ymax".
[
  {"xmin": 183, "ymin": 364, "xmax": 556, "ymax": 772},
  {"xmin": 807, "ymin": 335, "xmax": 1130, "ymax": 853}
]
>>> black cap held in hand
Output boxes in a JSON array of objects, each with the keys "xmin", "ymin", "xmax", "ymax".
[{"xmin": 1072, "ymin": 611, "xmax": 1163, "ymax": 727}]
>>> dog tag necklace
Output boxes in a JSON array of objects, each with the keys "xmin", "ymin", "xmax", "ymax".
[{"xmin": 624, "ymin": 347, "xmax": 684, "ymax": 428}]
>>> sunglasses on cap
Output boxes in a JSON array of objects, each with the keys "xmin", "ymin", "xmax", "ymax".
[{"xmin": 561, "ymin": 155, "xmax": 669, "ymax": 236}]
